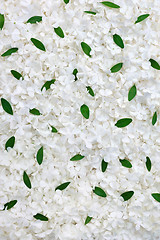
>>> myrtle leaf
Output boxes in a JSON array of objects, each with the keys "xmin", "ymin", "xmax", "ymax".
[
  {"xmin": 85, "ymin": 216, "xmax": 92, "ymax": 225},
  {"xmin": 55, "ymin": 182, "xmax": 70, "ymax": 191},
  {"xmin": 149, "ymin": 59, "xmax": 160, "ymax": 70},
  {"xmin": 54, "ymin": 27, "xmax": 64, "ymax": 38},
  {"xmin": 70, "ymin": 154, "xmax": 85, "ymax": 161},
  {"xmin": 36, "ymin": 147, "xmax": 43, "ymax": 165},
  {"xmin": 29, "ymin": 108, "xmax": 41, "ymax": 115},
  {"xmin": 27, "ymin": 16, "xmax": 42, "ymax": 24},
  {"xmin": 5, "ymin": 136, "xmax": 15, "ymax": 151},
  {"xmin": 0, "ymin": 14, "xmax": 4, "ymax": 30},
  {"xmin": 1, "ymin": 48, "xmax": 18, "ymax": 57},
  {"xmin": 31, "ymin": 38, "xmax": 46, "ymax": 51},
  {"xmin": 33, "ymin": 213, "xmax": 48, "ymax": 221},
  {"xmin": 3, "ymin": 200, "xmax": 17, "ymax": 210},
  {"xmin": 80, "ymin": 104, "xmax": 89, "ymax": 119},
  {"xmin": 86, "ymin": 86, "xmax": 94, "ymax": 97},
  {"xmin": 146, "ymin": 156, "xmax": 151, "ymax": 172},
  {"xmin": 11, "ymin": 70, "xmax": 23, "ymax": 80},
  {"xmin": 113, "ymin": 34, "xmax": 124, "ymax": 48},
  {"xmin": 115, "ymin": 118, "xmax": 132, "ymax": 128},
  {"xmin": 1, "ymin": 98, "xmax": 13, "ymax": 115},
  {"xmin": 128, "ymin": 85, "xmax": 137, "ymax": 101},
  {"xmin": 81, "ymin": 42, "xmax": 92, "ymax": 57},
  {"xmin": 101, "ymin": 159, "xmax": 108, "ymax": 172},
  {"xmin": 152, "ymin": 112, "xmax": 157, "ymax": 126},
  {"xmin": 135, "ymin": 14, "xmax": 150, "ymax": 24},
  {"xmin": 121, "ymin": 191, "xmax": 134, "ymax": 201},
  {"xmin": 64, "ymin": 0, "xmax": 69, "ymax": 4},
  {"xmin": 151, "ymin": 193, "xmax": 160, "ymax": 203},
  {"xmin": 51, "ymin": 126, "xmax": 58, "ymax": 133},
  {"xmin": 41, "ymin": 79, "xmax": 55, "ymax": 91},
  {"xmin": 101, "ymin": 1, "xmax": 120, "ymax": 8},
  {"xmin": 93, "ymin": 186, "xmax": 107, "ymax": 198},
  {"xmin": 84, "ymin": 11, "xmax": 97, "ymax": 15},
  {"xmin": 110, "ymin": 63, "xmax": 123, "ymax": 73},
  {"xmin": 73, "ymin": 68, "xmax": 78, "ymax": 81},
  {"xmin": 120, "ymin": 159, "xmax": 132, "ymax": 168},
  {"xmin": 23, "ymin": 171, "xmax": 32, "ymax": 189}
]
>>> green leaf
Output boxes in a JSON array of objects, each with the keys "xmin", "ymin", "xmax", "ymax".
[
  {"xmin": 3, "ymin": 200, "xmax": 17, "ymax": 210},
  {"xmin": 113, "ymin": 34, "xmax": 124, "ymax": 48},
  {"xmin": 31, "ymin": 38, "xmax": 46, "ymax": 51},
  {"xmin": 26, "ymin": 16, "xmax": 42, "ymax": 24},
  {"xmin": 152, "ymin": 111, "xmax": 157, "ymax": 126},
  {"xmin": 101, "ymin": 1, "xmax": 120, "ymax": 8},
  {"xmin": 33, "ymin": 213, "xmax": 48, "ymax": 221},
  {"xmin": 146, "ymin": 156, "xmax": 151, "ymax": 172},
  {"xmin": 115, "ymin": 118, "xmax": 132, "ymax": 128},
  {"xmin": 11, "ymin": 70, "xmax": 23, "ymax": 80},
  {"xmin": 5, "ymin": 136, "xmax": 15, "ymax": 151},
  {"xmin": 0, "ymin": 14, "xmax": 4, "ymax": 30},
  {"xmin": 81, "ymin": 42, "xmax": 92, "ymax": 57},
  {"xmin": 93, "ymin": 186, "xmax": 107, "ymax": 198},
  {"xmin": 110, "ymin": 63, "xmax": 123, "ymax": 73},
  {"xmin": 149, "ymin": 59, "xmax": 160, "ymax": 70},
  {"xmin": 73, "ymin": 68, "xmax": 78, "ymax": 81},
  {"xmin": 101, "ymin": 159, "xmax": 108, "ymax": 172},
  {"xmin": 85, "ymin": 216, "xmax": 92, "ymax": 225},
  {"xmin": 54, "ymin": 27, "xmax": 64, "ymax": 38},
  {"xmin": 128, "ymin": 85, "xmax": 137, "ymax": 101},
  {"xmin": 41, "ymin": 79, "xmax": 56, "ymax": 91},
  {"xmin": 29, "ymin": 108, "xmax": 41, "ymax": 115},
  {"xmin": 23, "ymin": 171, "xmax": 32, "ymax": 189},
  {"xmin": 55, "ymin": 182, "xmax": 70, "ymax": 191},
  {"xmin": 86, "ymin": 86, "xmax": 94, "ymax": 97},
  {"xmin": 36, "ymin": 147, "xmax": 43, "ymax": 165},
  {"xmin": 64, "ymin": 0, "xmax": 69, "ymax": 3},
  {"xmin": 120, "ymin": 159, "xmax": 132, "ymax": 168},
  {"xmin": 121, "ymin": 191, "xmax": 134, "ymax": 201},
  {"xmin": 84, "ymin": 11, "xmax": 97, "ymax": 15},
  {"xmin": 80, "ymin": 104, "xmax": 90, "ymax": 119},
  {"xmin": 151, "ymin": 193, "xmax": 160, "ymax": 203},
  {"xmin": 135, "ymin": 14, "xmax": 150, "ymax": 24},
  {"xmin": 1, "ymin": 48, "xmax": 18, "ymax": 57},
  {"xmin": 1, "ymin": 98, "xmax": 13, "ymax": 115},
  {"xmin": 70, "ymin": 154, "xmax": 85, "ymax": 161}
]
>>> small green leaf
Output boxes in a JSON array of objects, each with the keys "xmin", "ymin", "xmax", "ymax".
[
  {"xmin": 5, "ymin": 136, "xmax": 15, "ymax": 151},
  {"xmin": 86, "ymin": 86, "xmax": 94, "ymax": 97},
  {"xmin": 41, "ymin": 79, "xmax": 56, "ymax": 91},
  {"xmin": 51, "ymin": 126, "xmax": 58, "ymax": 133},
  {"xmin": 128, "ymin": 85, "xmax": 137, "ymax": 101},
  {"xmin": 115, "ymin": 118, "xmax": 132, "ymax": 128},
  {"xmin": 120, "ymin": 159, "xmax": 132, "ymax": 168},
  {"xmin": 0, "ymin": 14, "xmax": 4, "ymax": 30},
  {"xmin": 31, "ymin": 38, "xmax": 46, "ymax": 51},
  {"xmin": 11, "ymin": 70, "xmax": 23, "ymax": 80},
  {"xmin": 135, "ymin": 14, "xmax": 150, "ymax": 24},
  {"xmin": 54, "ymin": 27, "xmax": 64, "ymax": 38},
  {"xmin": 70, "ymin": 154, "xmax": 85, "ymax": 161},
  {"xmin": 85, "ymin": 216, "xmax": 92, "ymax": 225},
  {"xmin": 151, "ymin": 193, "xmax": 160, "ymax": 203},
  {"xmin": 1, "ymin": 48, "xmax": 18, "ymax": 57},
  {"xmin": 101, "ymin": 1, "xmax": 120, "ymax": 8},
  {"xmin": 81, "ymin": 42, "xmax": 92, "ymax": 57},
  {"xmin": 110, "ymin": 63, "xmax": 123, "ymax": 73},
  {"xmin": 152, "ymin": 112, "xmax": 157, "ymax": 126},
  {"xmin": 93, "ymin": 186, "xmax": 107, "ymax": 198},
  {"xmin": 64, "ymin": 0, "xmax": 69, "ymax": 3},
  {"xmin": 55, "ymin": 182, "xmax": 70, "ymax": 191},
  {"xmin": 73, "ymin": 68, "xmax": 78, "ymax": 81},
  {"xmin": 33, "ymin": 213, "xmax": 48, "ymax": 221},
  {"xmin": 84, "ymin": 11, "xmax": 97, "ymax": 15},
  {"xmin": 146, "ymin": 156, "xmax": 151, "ymax": 172},
  {"xmin": 3, "ymin": 200, "xmax": 17, "ymax": 210},
  {"xmin": 121, "ymin": 191, "xmax": 134, "ymax": 201},
  {"xmin": 26, "ymin": 16, "xmax": 42, "ymax": 24},
  {"xmin": 113, "ymin": 34, "xmax": 124, "ymax": 49},
  {"xmin": 80, "ymin": 104, "xmax": 90, "ymax": 119},
  {"xmin": 36, "ymin": 147, "xmax": 43, "ymax": 165},
  {"xmin": 101, "ymin": 159, "xmax": 108, "ymax": 172},
  {"xmin": 29, "ymin": 108, "xmax": 41, "ymax": 115},
  {"xmin": 1, "ymin": 98, "xmax": 13, "ymax": 115},
  {"xmin": 23, "ymin": 171, "xmax": 32, "ymax": 189},
  {"xmin": 149, "ymin": 59, "xmax": 160, "ymax": 70}
]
